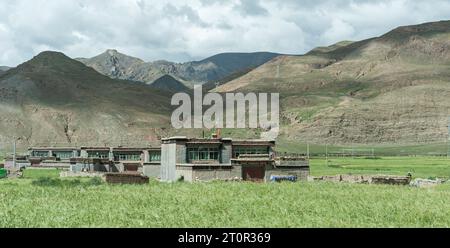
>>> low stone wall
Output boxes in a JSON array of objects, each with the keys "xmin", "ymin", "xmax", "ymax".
[
  {"xmin": 4, "ymin": 160, "xmax": 31, "ymax": 169},
  {"xmin": 176, "ymin": 165, "xmax": 242, "ymax": 182},
  {"xmin": 310, "ymin": 174, "xmax": 411, "ymax": 185},
  {"xmin": 70, "ymin": 162, "xmax": 121, "ymax": 173},
  {"xmin": 410, "ymin": 178, "xmax": 446, "ymax": 188},
  {"xmin": 275, "ymin": 159, "xmax": 309, "ymax": 167},
  {"xmin": 36, "ymin": 162, "xmax": 71, "ymax": 169},
  {"xmin": 103, "ymin": 173, "xmax": 149, "ymax": 184},
  {"xmin": 60, "ymin": 171, "xmax": 104, "ymax": 178},
  {"xmin": 371, "ymin": 175, "xmax": 411, "ymax": 185},
  {"xmin": 192, "ymin": 168, "xmax": 241, "ymax": 182}
]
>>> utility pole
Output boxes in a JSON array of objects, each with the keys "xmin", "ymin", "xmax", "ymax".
[
  {"xmin": 12, "ymin": 136, "xmax": 16, "ymax": 169},
  {"xmin": 307, "ymin": 143, "xmax": 310, "ymax": 159},
  {"xmin": 447, "ymin": 118, "xmax": 450, "ymax": 159}
]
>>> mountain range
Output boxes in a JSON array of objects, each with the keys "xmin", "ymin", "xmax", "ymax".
[
  {"xmin": 76, "ymin": 50, "xmax": 281, "ymax": 87},
  {"xmin": 0, "ymin": 52, "xmax": 174, "ymax": 149},
  {"xmin": 216, "ymin": 20, "xmax": 450, "ymax": 145},
  {"xmin": 1, "ymin": 20, "xmax": 450, "ymax": 149}
]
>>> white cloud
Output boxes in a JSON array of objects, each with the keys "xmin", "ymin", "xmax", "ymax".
[
  {"xmin": 0, "ymin": 0, "xmax": 449, "ymax": 66},
  {"xmin": 320, "ymin": 18, "xmax": 355, "ymax": 45}
]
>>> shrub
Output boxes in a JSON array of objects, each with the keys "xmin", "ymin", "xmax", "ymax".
[
  {"xmin": 31, "ymin": 177, "xmax": 103, "ymax": 187},
  {"xmin": 87, "ymin": 177, "xmax": 103, "ymax": 186}
]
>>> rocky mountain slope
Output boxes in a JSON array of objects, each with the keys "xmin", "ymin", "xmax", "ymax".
[
  {"xmin": 76, "ymin": 50, "xmax": 144, "ymax": 80},
  {"xmin": 77, "ymin": 50, "xmax": 281, "ymax": 86},
  {"xmin": 216, "ymin": 20, "xmax": 450, "ymax": 145},
  {"xmin": 0, "ymin": 52, "xmax": 174, "ymax": 149},
  {"xmin": 0, "ymin": 66, "xmax": 10, "ymax": 77}
]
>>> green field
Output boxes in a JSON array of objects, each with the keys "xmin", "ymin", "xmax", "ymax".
[
  {"xmin": 1, "ymin": 178, "xmax": 450, "ymax": 227},
  {"xmin": 22, "ymin": 168, "xmax": 62, "ymax": 179},
  {"xmin": 276, "ymin": 141, "xmax": 449, "ymax": 157},
  {"xmin": 311, "ymin": 157, "xmax": 450, "ymax": 179},
  {"xmin": 1, "ymin": 157, "xmax": 450, "ymax": 227}
]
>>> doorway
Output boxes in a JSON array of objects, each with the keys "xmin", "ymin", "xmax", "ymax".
[{"xmin": 242, "ymin": 164, "xmax": 265, "ymax": 182}]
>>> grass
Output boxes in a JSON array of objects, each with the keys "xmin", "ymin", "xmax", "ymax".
[
  {"xmin": 0, "ymin": 156, "xmax": 449, "ymax": 227},
  {"xmin": 22, "ymin": 168, "xmax": 61, "ymax": 179},
  {"xmin": 310, "ymin": 157, "xmax": 450, "ymax": 179},
  {"xmin": 1, "ymin": 179, "xmax": 450, "ymax": 227},
  {"xmin": 276, "ymin": 140, "xmax": 449, "ymax": 156}
]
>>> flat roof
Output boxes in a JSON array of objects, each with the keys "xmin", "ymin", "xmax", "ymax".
[
  {"xmin": 232, "ymin": 140, "xmax": 275, "ymax": 146},
  {"xmin": 113, "ymin": 148, "xmax": 147, "ymax": 152},
  {"xmin": 177, "ymin": 163, "xmax": 233, "ymax": 167},
  {"xmin": 231, "ymin": 158, "xmax": 274, "ymax": 162},
  {"xmin": 162, "ymin": 137, "xmax": 274, "ymax": 144},
  {"xmin": 28, "ymin": 147, "xmax": 77, "ymax": 151},
  {"xmin": 186, "ymin": 141, "xmax": 222, "ymax": 145},
  {"xmin": 29, "ymin": 146, "xmax": 160, "ymax": 151},
  {"xmin": 162, "ymin": 136, "xmax": 188, "ymax": 141},
  {"xmin": 80, "ymin": 147, "xmax": 110, "ymax": 150}
]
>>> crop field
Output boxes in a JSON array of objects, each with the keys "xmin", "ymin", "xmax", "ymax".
[
  {"xmin": 1, "ymin": 177, "xmax": 450, "ymax": 227},
  {"xmin": 311, "ymin": 157, "xmax": 450, "ymax": 179},
  {"xmin": 276, "ymin": 141, "xmax": 449, "ymax": 157},
  {"xmin": 1, "ymin": 157, "xmax": 450, "ymax": 228},
  {"xmin": 22, "ymin": 168, "xmax": 62, "ymax": 179}
]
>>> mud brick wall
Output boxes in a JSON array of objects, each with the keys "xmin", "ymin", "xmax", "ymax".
[
  {"xmin": 312, "ymin": 174, "xmax": 411, "ymax": 185},
  {"xmin": 104, "ymin": 173, "xmax": 149, "ymax": 184},
  {"xmin": 371, "ymin": 176, "xmax": 411, "ymax": 185}
]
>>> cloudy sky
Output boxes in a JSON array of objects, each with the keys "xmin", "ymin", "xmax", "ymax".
[{"xmin": 1, "ymin": 0, "xmax": 450, "ymax": 66}]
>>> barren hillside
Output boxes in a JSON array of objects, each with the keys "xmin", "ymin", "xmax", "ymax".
[
  {"xmin": 216, "ymin": 21, "xmax": 450, "ymax": 145},
  {"xmin": 0, "ymin": 52, "xmax": 173, "ymax": 150}
]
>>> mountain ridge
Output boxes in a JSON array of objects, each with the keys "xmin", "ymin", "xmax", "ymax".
[
  {"xmin": 0, "ymin": 51, "xmax": 174, "ymax": 149},
  {"xmin": 76, "ymin": 51, "xmax": 281, "ymax": 87},
  {"xmin": 150, "ymin": 74, "xmax": 190, "ymax": 93},
  {"xmin": 216, "ymin": 20, "xmax": 450, "ymax": 145},
  {"xmin": 2, "ymin": 20, "xmax": 450, "ymax": 148}
]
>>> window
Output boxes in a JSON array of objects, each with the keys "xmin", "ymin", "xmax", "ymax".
[
  {"xmin": 233, "ymin": 146, "xmax": 268, "ymax": 158},
  {"xmin": 53, "ymin": 151, "xmax": 73, "ymax": 159},
  {"xmin": 149, "ymin": 151, "xmax": 161, "ymax": 162},
  {"xmin": 114, "ymin": 153, "xmax": 141, "ymax": 161},
  {"xmin": 32, "ymin": 151, "xmax": 49, "ymax": 157},
  {"xmin": 188, "ymin": 147, "xmax": 220, "ymax": 162},
  {"xmin": 88, "ymin": 151, "xmax": 109, "ymax": 159}
]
